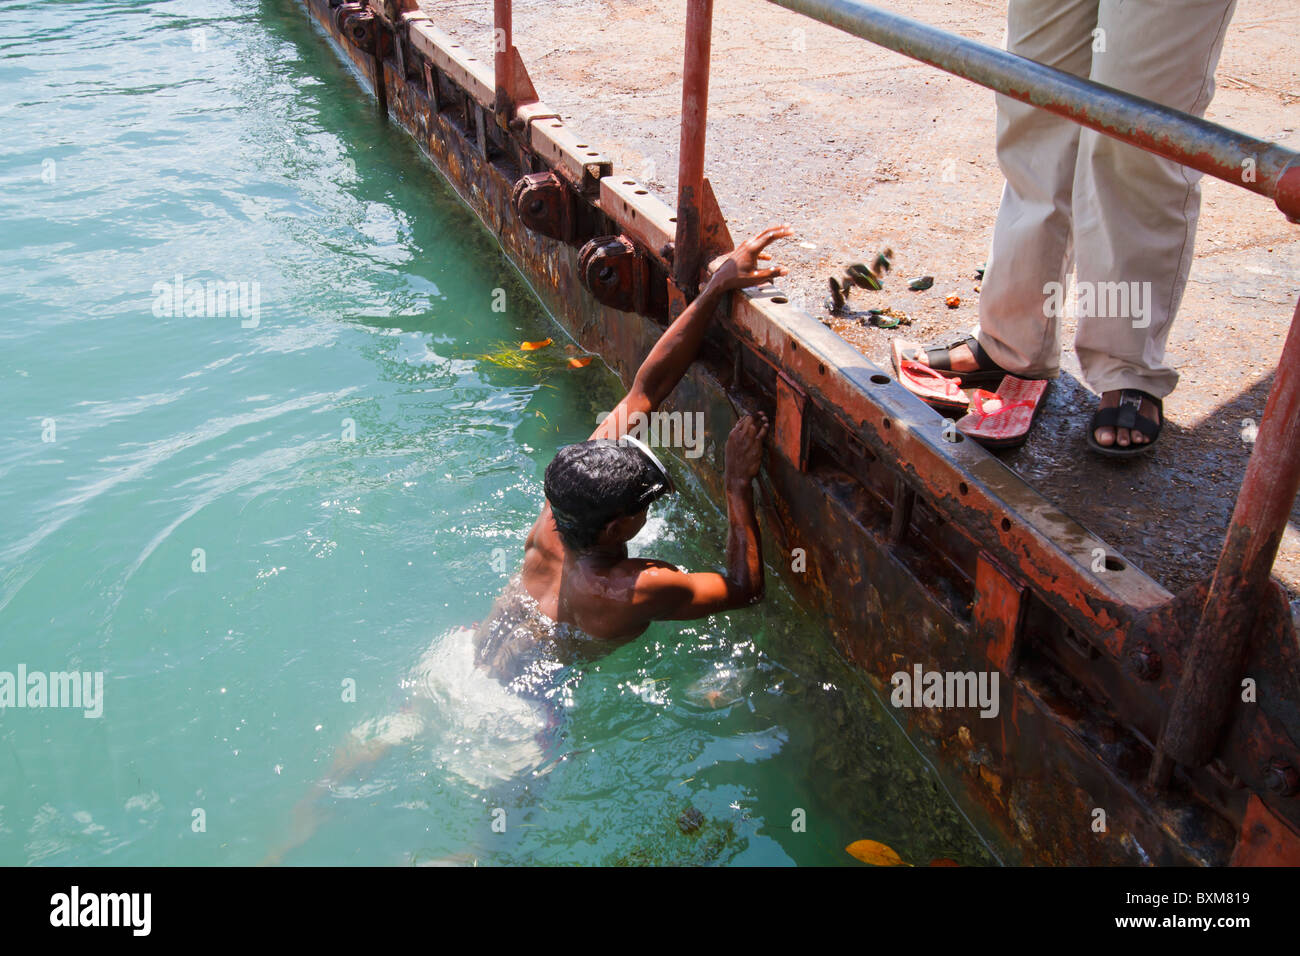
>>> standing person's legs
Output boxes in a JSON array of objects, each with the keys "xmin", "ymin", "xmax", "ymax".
[
  {"xmin": 974, "ymin": 0, "xmax": 1099, "ymax": 377},
  {"xmin": 1074, "ymin": 0, "xmax": 1237, "ymax": 448}
]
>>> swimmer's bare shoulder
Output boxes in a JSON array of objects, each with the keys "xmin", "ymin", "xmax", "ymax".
[{"xmin": 521, "ymin": 414, "xmax": 769, "ymax": 640}]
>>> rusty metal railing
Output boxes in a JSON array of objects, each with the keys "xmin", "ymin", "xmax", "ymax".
[
  {"xmin": 768, "ymin": 0, "xmax": 1300, "ymax": 220},
  {"xmin": 757, "ymin": 0, "xmax": 1300, "ymax": 786}
]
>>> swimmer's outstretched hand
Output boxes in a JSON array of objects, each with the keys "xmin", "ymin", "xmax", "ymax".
[
  {"xmin": 706, "ymin": 225, "xmax": 793, "ymax": 293},
  {"xmin": 725, "ymin": 412, "xmax": 769, "ymax": 485}
]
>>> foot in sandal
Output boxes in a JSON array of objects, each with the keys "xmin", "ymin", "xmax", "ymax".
[
  {"xmin": 1089, "ymin": 389, "xmax": 1162, "ymax": 456},
  {"xmin": 891, "ymin": 332, "xmax": 1011, "ymax": 388}
]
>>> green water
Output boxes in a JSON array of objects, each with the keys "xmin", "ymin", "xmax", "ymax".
[{"xmin": 0, "ymin": 0, "xmax": 1003, "ymax": 866}]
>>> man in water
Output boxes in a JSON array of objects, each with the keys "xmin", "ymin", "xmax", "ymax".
[
  {"xmin": 529, "ymin": 228, "xmax": 791, "ymax": 627},
  {"xmin": 473, "ymin": 224, "xmax": 793, "ymax": 686},
  {"xmin": 266, "ymin": 226, "xmax": 792, "ymax": 862}
]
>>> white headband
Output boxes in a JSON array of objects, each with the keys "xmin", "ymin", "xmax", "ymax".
[{"xmin": 618, "ymin": 433, "xmax": 676, "ymax": 495}]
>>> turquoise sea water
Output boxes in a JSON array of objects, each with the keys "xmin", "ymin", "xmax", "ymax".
[{"xmin": 0, "ymin": 0, "xmax": 1004, "ymax": 865}]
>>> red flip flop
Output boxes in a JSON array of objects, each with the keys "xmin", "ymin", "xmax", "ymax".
[
  {"xmin": 897, "ymin": 359, "xmax": 969, "ymax": 413},
  {"xmin": 956, "ymin": 376, "xmax": 1048, "ymax": 449}
]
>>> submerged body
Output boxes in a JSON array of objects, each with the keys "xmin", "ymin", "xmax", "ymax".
[
  {"xmin": 267, "ymin": 227, "xmax": 789, "ymax": 862},
  {"xmin": 472, "ymin": 572, "xmax": 602, "ymax": 696}
]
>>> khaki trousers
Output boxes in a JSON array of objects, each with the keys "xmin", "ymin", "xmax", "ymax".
[{"xmin": 976, "ymin": 0, "xmax": 1237, "ymax": 398}]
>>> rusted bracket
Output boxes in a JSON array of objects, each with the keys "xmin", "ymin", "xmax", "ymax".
[
  {"xmin": 700, "ymin": 176, "xmax": 734, "ymax": 263},
  {"xmin": 511, "ymin": 171, "xmax": 607, "ymax": 249},
  {"xmin": 334, "ymin": 2, "xmax": 377, "ymax": 53},
  {"xmin": 578, "ymin": 235, "xmax": 652, "ymax": 314},
  {"xmin": 512, "ymin": 172, "xmax": 576, "ymax": 243},
  {"xmin": 773, "ymin": 372, "xmax": 808, "ymax": 471},
  {"xmin": 1230, "ymin": 794, "xmax": 1300, "ymax": 865},
  {"xmin": 495, "ymin": 46, "xmax": 539, "ymax": 124},
  {"xmin": 675, "ymin": 177, "xmax": 735, "ymax": 300},
  {"xmin": 513, "ymin": 101, "xmax": 561, "ymax": 132}
]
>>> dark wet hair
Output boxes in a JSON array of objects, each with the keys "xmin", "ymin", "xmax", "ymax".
[{"xmin": 544, "ymin": 439, "xmax": 672, "ymax": 551}]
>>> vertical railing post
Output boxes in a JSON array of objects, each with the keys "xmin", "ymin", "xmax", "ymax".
[
  {"xmin": 1151, "ymin": 293, "xmax": 1300, "ymax": 784},
  {"xmin": 673, "ymin": 0, "xmax": 714, "ymax": 299},
  {"xmin": 493, "ymin": 0, "xmax": 513, "ymax": 120}
]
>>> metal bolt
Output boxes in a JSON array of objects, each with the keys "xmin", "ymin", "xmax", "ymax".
[
  {"xmin": 1128, "ymin": 643, "xmax": 1161, "ymax": 681},
  {"xmin": 1264, "ymin": 759, "xmax": 1299, "ymax": 796}
]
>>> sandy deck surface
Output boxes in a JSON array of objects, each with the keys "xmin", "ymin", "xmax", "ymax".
[{"xmin": 419, "ymin": 0, "xmax": 1300, "ymax": 598}]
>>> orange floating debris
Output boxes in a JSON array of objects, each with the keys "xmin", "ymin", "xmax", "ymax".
[
  {"xmin": 567, "ymin": 356, "xmax": 593, "ymax": 368},
  {"xmin": 845, "ymin": 839, "xmax": 909, "ymax": 866},
  {"xmin": 520, "ymin": 338, "xmax": 553, "ymax": 350}
]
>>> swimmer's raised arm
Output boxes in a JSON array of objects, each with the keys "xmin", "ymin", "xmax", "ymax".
[
  {"xmin": 628, "ymin": 413, "xmax": 768, "ymax": 620},
  {"xmin": 589, "ymin": 226, "xmax": 791, "ymax": 443}
]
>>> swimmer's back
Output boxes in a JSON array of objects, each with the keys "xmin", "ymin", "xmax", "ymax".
[{"xmin": 519, "ymin": 502, "xmax": 679, "ymax": 642}]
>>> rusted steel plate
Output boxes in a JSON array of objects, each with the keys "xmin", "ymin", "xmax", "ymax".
[
  {"xmin": 975, "ymin": 553, "xmax": 1026, "ymax": 675},
  {"xmin": 755, "ymin": 443, "xmax": 1230, "ymax": 864},
  {"xmin": 773, "ymin": 372, "xmax": 808, "ymax": 470},
  {"xmin": 1005, "ymin": 669, "xmax": 1235, "ymax": 864}
]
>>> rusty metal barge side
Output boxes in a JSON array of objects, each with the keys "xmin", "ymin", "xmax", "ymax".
[{"xmin": 296, "ymin": 0, "xmax": 1300, "ymax": 865}]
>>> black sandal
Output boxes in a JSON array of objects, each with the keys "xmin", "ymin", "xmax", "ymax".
[
  {"xmin": 1086, "ymin": 389, "xmax": 1163, "ymax": 457},
  {"xmin": 891, "ymin": 333, "xmax": 1009, "ymax": 387}
]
